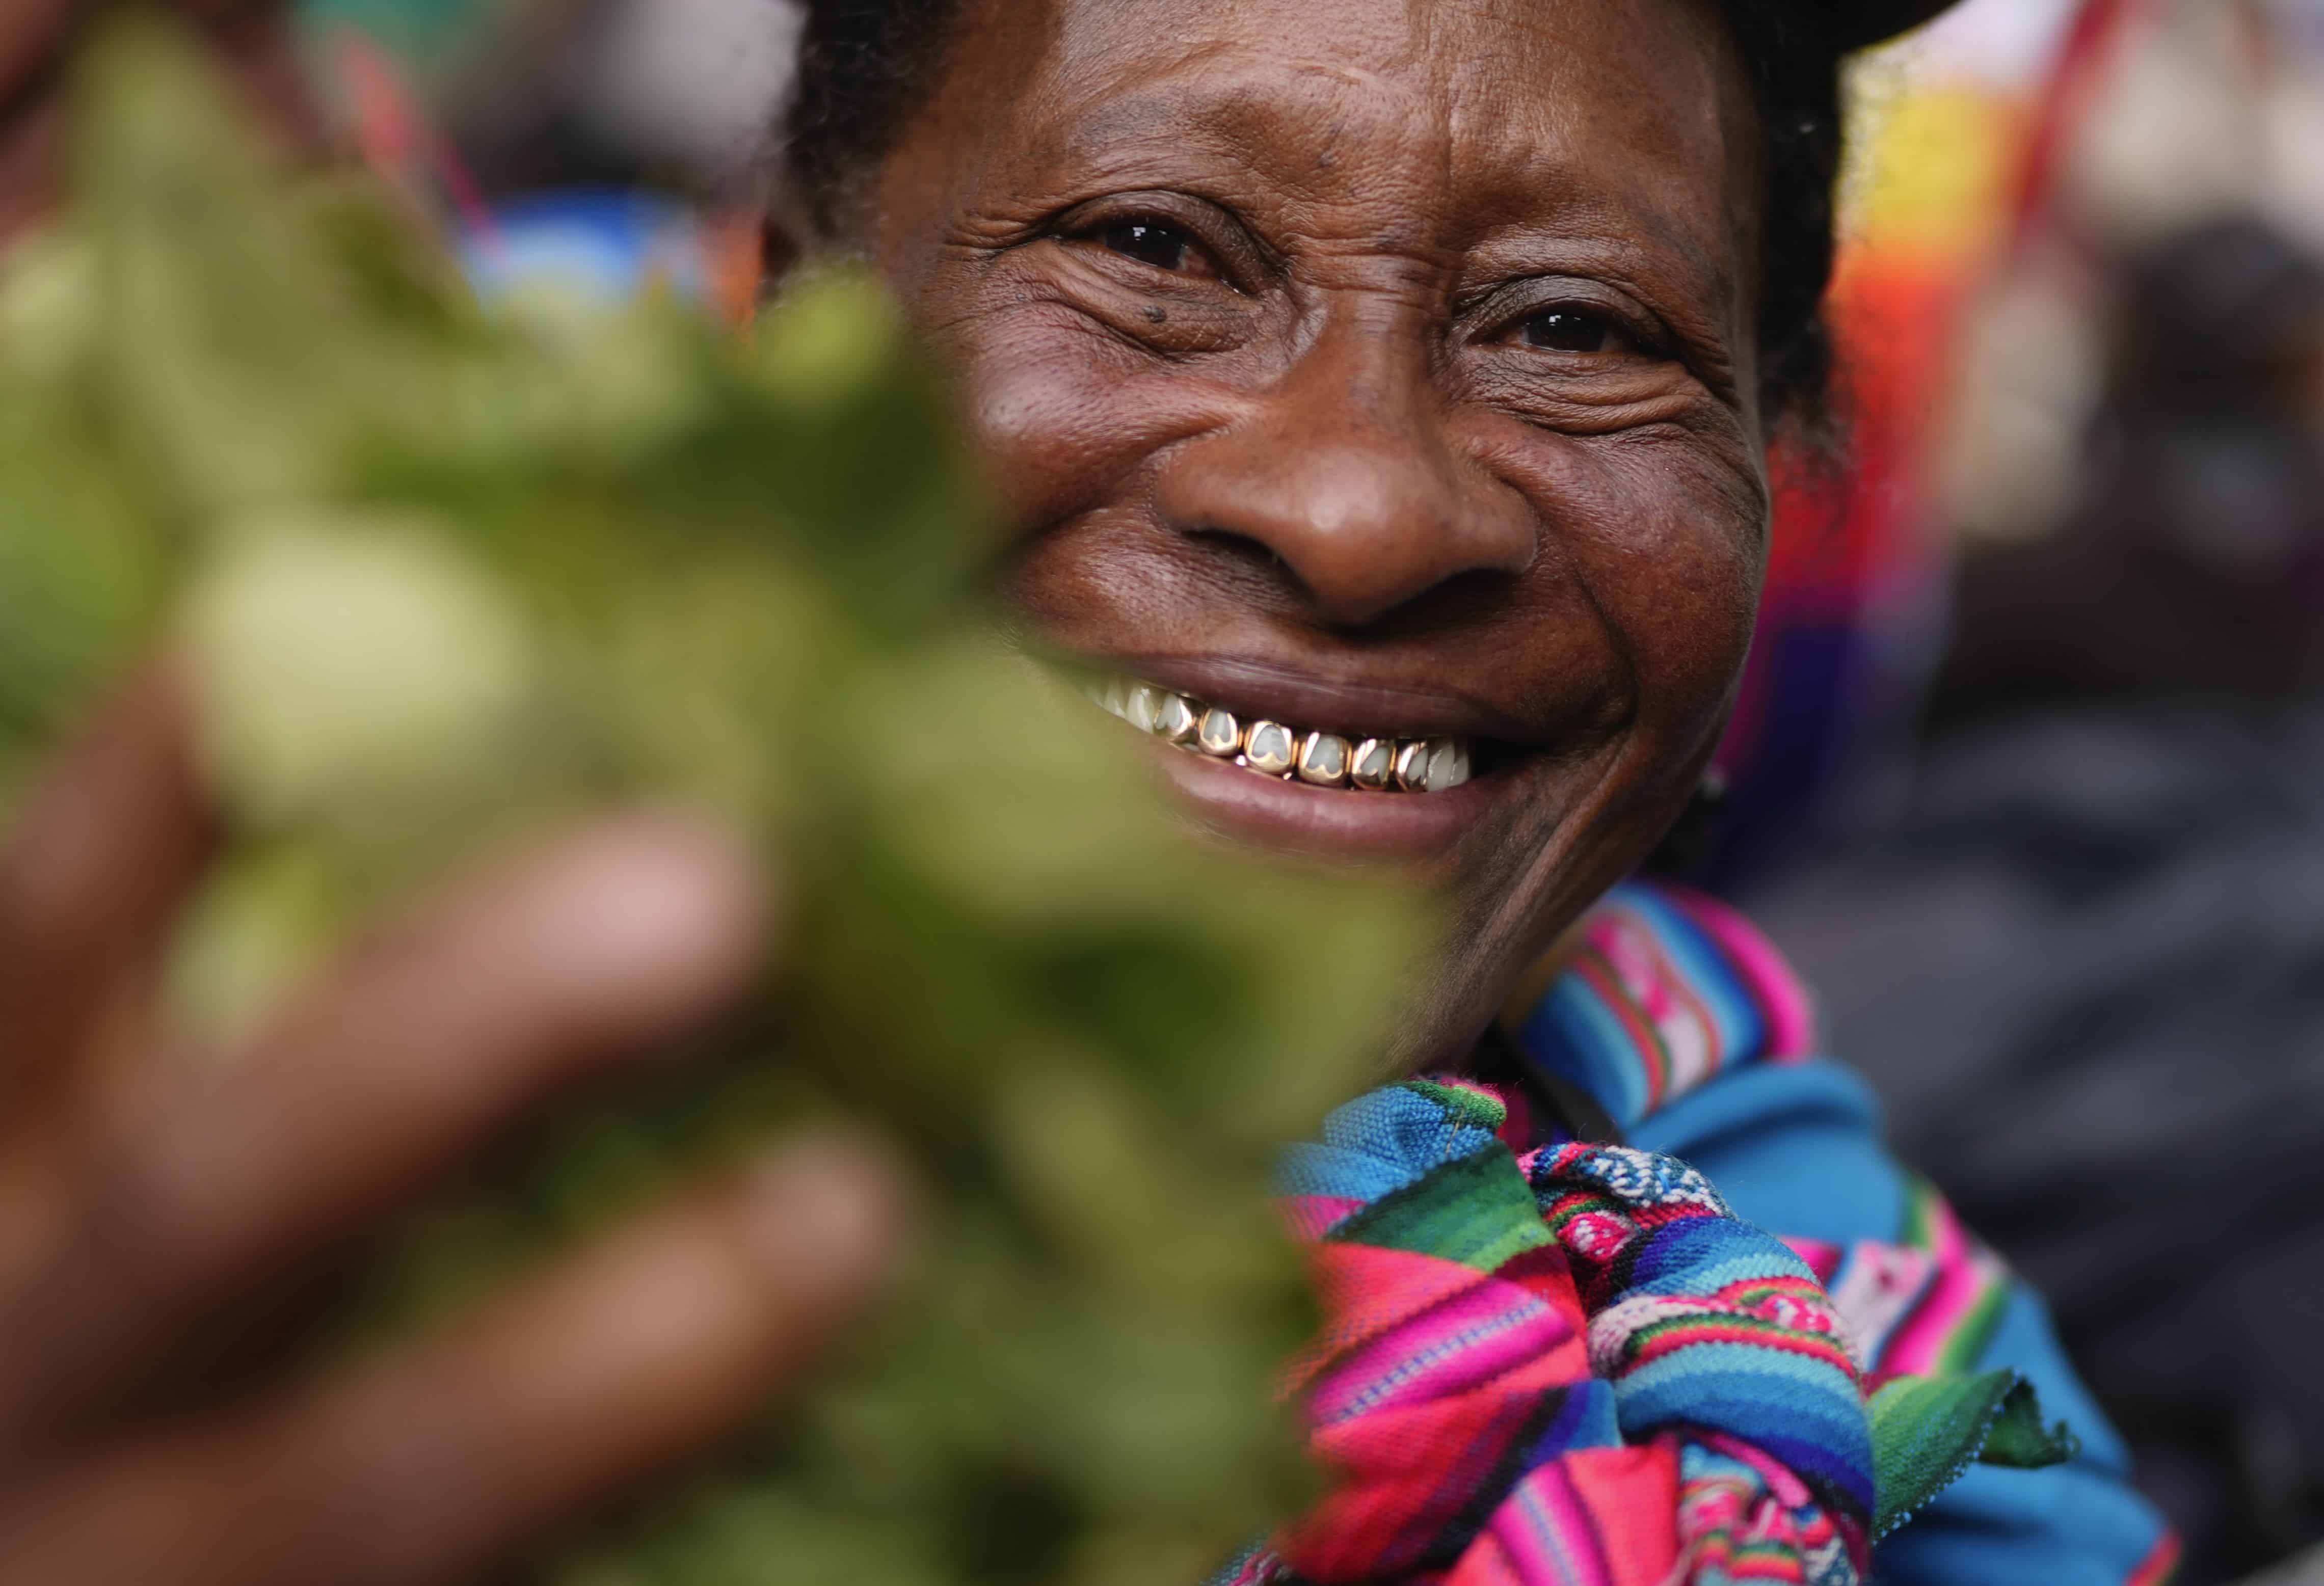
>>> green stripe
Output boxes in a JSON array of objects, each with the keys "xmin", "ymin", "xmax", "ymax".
[
  {"xmin": 1870, "ymin": 1371, "xmax": 2079, "ymax": 1540},
  {"xmin": 1937, "ymin": 1279, "xmax": 2011, "ymax": 1376},
  {"xmin": 1329, "ymin": 1145, "xmax": 1552, "ymax": 1273},
  {"xmin": 1400, "ymin": 1078, "xmax": 1508, "ymax": 1134}
]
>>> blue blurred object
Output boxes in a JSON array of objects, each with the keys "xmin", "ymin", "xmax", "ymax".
[{"xmin": 457, "ymin": 189, "xmax": 712, "ymax": 306}]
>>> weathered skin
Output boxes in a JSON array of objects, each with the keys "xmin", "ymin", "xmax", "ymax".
[{"xmin": 857, "ymin": 0, "xmax": 1771, "ymax": 1065}]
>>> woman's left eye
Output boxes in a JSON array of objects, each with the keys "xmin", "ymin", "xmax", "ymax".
[
  {"xmin": 1519, "ymin": 309, "xmax": 1634, "ymax": 356},
  {"xmin": 1087, "ymin": 219, "xmax": 1221, "ymax": 280}
]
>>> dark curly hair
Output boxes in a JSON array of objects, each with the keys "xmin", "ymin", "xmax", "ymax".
[{"xmin": 785, "ymin": 0, "xmax": 1846, "ymax": 424}]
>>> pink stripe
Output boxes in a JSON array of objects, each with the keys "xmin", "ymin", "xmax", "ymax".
[
  {"xmin": 1917, "ymin": 1192, "xmax": 1970, "ymax": 1263},
  {"xmin": 1697, "ymin": 1432, "xmax": 1814, "ymax": 1512},
  {"xmin": 1487, "ymin": 1465, "xmax": 1615, "ymax": 1586},
  {"xmin": 1308, "ymin": 1278, "xmax": 1578, "ymax": 1427},
  {"xmin": 1881, "ymin": 1234, "xmax": 2002, "ymax": 1378},
  {"xmin": 1445, "ymin": 1535, "xmax": 1527, "ymax": 1586},
  {"xmin": 1673, "ymin": 890, "xmax": 1819, "ymax": 1061},
  {"xmin": 2126, "ymin": 1530, "xmax": 2182, "ymax": 1586},
  {"xmin": 1208, "ymin": 1554, "xmax": 1281, "ymax": 1586},
  {"xmin": 1572, "ymin": 947, "xmax": 1672, "ymax": 1111},
  {"xmin": 1782, "ymin": 1237, "xmax": 1844, "ymax": 1284},
  {"xmin": 1281, "ymin": 1194, "xmax": 1366, "ymax": 1243}
]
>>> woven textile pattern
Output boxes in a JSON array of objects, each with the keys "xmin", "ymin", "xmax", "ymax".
[
  {"xmin": 1260, "ymin": 1080, "xmax": 1877, "ymax": 1586},
  {"xmin": 1516, "ymin": 882, "xmax": 2170, "ymax": 1584},
  {"xmin": 1219, "ymin": 881, "xmax": 2178, "ymax": 1586}
]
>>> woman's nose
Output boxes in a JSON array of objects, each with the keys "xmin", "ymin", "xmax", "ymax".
[{"xmin": 1152, "ymin": 316, "xmax": 1536, "ymax": 629}]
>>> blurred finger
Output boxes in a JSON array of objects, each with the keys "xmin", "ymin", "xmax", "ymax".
[
  {"xmin": 0, "ymin": 666, "xmax": 212, "ymax": 1118},
  {"xmin": 0, "ymin": 0, "xmax": 86, "ymax": 119},
  {"xmin": 0, "ymin": 811, "xmax": 773, "ymax": 1451},
  {"xmin": 0, "ymin": 1131, "xmax": 913, "ymax": 1586}
]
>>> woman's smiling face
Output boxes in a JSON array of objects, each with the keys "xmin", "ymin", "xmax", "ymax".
[{"xmin": 847, "ymin": 0, "xmax": 1772, "ymax": 1064}]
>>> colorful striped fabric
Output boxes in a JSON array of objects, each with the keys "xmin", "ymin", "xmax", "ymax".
[
  {"xmin": 1513, "ymin": 885, "xmax": 1817, "ymax": 1133},
  {"xmin": 1786, "ymin": 1177, "xmax": 2013, "ymax": 1386},
  {"xmin": 1515, "ymin": 882, "xmax": 2178, "ymax": 1585},
  {"xmin": 1246, "ymin": 1076, "xmax": 2080, "ymax": 1585},
  {"xmin": 1237, "ymin": 881, "xmax": 2177, "ymax": 1586}
]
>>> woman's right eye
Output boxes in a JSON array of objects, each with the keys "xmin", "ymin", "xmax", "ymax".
[{"xmin": 1087, "ymin": 219, "xmax": 1220, "ymax": 280}]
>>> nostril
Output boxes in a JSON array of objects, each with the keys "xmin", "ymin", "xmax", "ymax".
[
  {"xmin": 1186, "ymin": 525, "xmax": 1307, "ymax": 588},
  {"xmin": 1192, "ymin": 526, "xmax": 1287, "ymax": 568}
]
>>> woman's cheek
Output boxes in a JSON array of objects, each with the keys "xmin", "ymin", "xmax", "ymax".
[
  {"xmin": 1541, "ymin": 427, "xmax": 1766, "ymax": 752},
  {"xmin": 923, "ymin": 302, "xmax": 1234, "ymax": 544}
]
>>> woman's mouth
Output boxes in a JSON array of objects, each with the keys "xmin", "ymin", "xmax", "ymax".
[
  {"xmin": 1083, "ymin": 676, "xmax": 1476, "ymax": 794},
  {"xmin": 1068, "ymin": 667, "xmax": 1529, "ymax": 863}
]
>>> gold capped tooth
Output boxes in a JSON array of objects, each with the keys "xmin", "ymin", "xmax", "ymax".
[
  {"xmin": 1392, "ymin": 739, "xmax": 1432, "ymax": 793},
  {"xmin": 1351, "ymin": 738, "xmax": 1397, "ymax": 791},
  {"xmin": 1154, "ymin": 693, "xmax": 1200, "ymax": 743},
  {"xmin": 1296, "ymin": 731, "xmax": 1352, "ymax": 787},
  {"xmin": 1197, "ymin": 707, "xmax": 1243, "ymax": 757},
  {"xmin": 1243, "ymin": 720, "xmax": 1296, "ymax": 776},
  {"xmin": 1125, "ymin": 684, "xmax": 1162, "ymax": 734}
]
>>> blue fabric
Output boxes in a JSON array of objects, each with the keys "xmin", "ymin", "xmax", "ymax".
[
  {"xmin": 1276, "ymin": 1082, "xmax": 1502, "ymax": 1202},
  {"xmin": 1615, "ymin": 886, "xmax": 1769, "ymax": 1070},
  {"xmin": 1641, "ymin": 1062, "xmax": 2163, "ymax": 1583},
  {"xmin": 1521, "ymin": 976, "xmax": 1661, "ymax": 1130},
  {"xmin": 1511, "ymin": 888, "xmax": 2175, "ymax": 1584},
  {"xmin": 1873, "ymin": 1461, "xmax": 2172, "ymax": 1586},
  {"xmin": 1633, "ymin": 1060, "xmax": 1906, "ymax": 1259}
]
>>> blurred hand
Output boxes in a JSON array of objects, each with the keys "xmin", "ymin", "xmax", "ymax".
[
  {"xmin": 0, "ymin": 670, "xmax": 912, "ymax": 1584},
  {"xmin": 0, "ymin": 0, "xmax": 315, "ymax": 238}
]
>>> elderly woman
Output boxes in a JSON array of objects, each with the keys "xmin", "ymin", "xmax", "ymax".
[{"xmin": 0, "ymin": 0, "xmax": 2178, "ymax": 1581}]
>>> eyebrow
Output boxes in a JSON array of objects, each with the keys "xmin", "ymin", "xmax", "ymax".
[{"xmin": 1040, "ymin": 69, "xmax": 1297, "ymax": 189}]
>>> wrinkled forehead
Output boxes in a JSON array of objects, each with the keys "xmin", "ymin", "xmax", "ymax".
[{"xmin": 898, "ymin": 0, "xmax": 1759, "ymax": 290}]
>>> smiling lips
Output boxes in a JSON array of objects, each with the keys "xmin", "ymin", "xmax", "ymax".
[{"xmin": 1087, "ymin": 677, "xmax": 1475, "ymax": 793}]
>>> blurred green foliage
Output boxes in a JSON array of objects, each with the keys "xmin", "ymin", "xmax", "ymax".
[{"xmin": 0, "ymin": 23, "xmax": 1427, "ymax": 1586}]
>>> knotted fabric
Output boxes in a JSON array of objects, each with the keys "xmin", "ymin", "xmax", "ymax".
[
  {"xmin": 1218, "ymin": 882, "xmax": 2083, "ymax": 1586},
  {"xmin": 1245, "ymin": 1079, "xmax": 1874, "ymax": 1586}
]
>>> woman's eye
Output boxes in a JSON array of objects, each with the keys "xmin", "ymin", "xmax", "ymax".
[
  {"xmin": 1092, "ymin": 219, "xmax": 1215, "ymax": 278},
  {"xmin": 1520, "ymin": 309, "xmax": 1632, "ymax": 355}
]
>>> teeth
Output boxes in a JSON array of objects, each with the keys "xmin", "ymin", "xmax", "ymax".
[
  {"xmin": 1296, "ymin": 732, "xmax": 1351, "ymax": 787},
  {"xmin": 1153, "ymin": 692, "xmax": 1201, "ymax": 744},
  {"xmin": 1393, "ymin": 740, "xmax": 1432, "ymax": 792},
  {"xmin": 1424, "ymin": 738, "xmax": 1471, "ymax": 792},
  {"xmin": 1197, "ymin": 707, "xmax": 1243, "ymax": 757},
  {"xmin": 1351, "ymin": 737, "xmax": 1397, "ymax": 791},
  {"xmin": 1125, "ymin": 684, "xmax": 1163, "ymax": 735},
  {"xmin": 1085, "ymin": 676, "xmax": 1476, "ymax": 794},
  {"xmin": 1243, "ymin": 721, "xmax": 1298, "ymax": 776}
]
